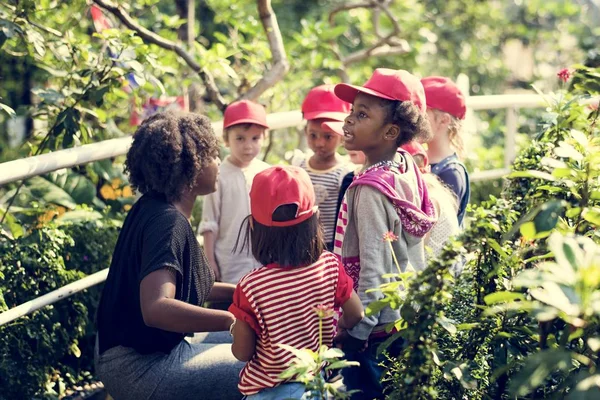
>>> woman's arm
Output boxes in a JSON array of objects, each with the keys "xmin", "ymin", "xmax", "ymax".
[
  {"xmin": 207, "ymin": 282, "xmax": 236, "ymax": 302},
  {"xmin": 338, "ymin": 290, "xmax": 364, "ymax": 330},
  {"xmin": 140, "ymin": 268, "xmax": 234, "ymax": 333},
  {"xmin": 202, "ymin": 231, "xmax": 221, "ymax": 281},
  {"xmin": 231, "ymin": 319, "xmax": 256, "ymax": 362}
]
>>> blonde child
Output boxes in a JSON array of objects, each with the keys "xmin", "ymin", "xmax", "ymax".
[
  {"xmin": 332, "ymin": 69, "xmax": 438, "ymax": 399},
  {"xmin": 421, "ymin": 76, "xmax": 470, "ymax": 225},
  {"xmin": 229, "ymin": 166, "xmax": 363, "ymax": 399},
  {"xmin": 401, "ymin": 141, "xmax": 460, "ymax": 260},
  {"xmin": 294, "ymin": 84, "xmax": 353, "ymax": 250},
  {"xmin": 199, "ymin": 100, "xmax": 270, "ymax": 285}
]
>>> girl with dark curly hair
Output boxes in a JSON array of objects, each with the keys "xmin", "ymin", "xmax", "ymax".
[
  {"xmin": 332, "ymin": 69, "xmax": 438, "ymax": 399},
  {"xmin": 95, "ymin": 112, "xmax": 243, "ymax": 400}
]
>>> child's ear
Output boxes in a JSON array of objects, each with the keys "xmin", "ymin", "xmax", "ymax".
[
  {"xmin": 440, "ymin": 112, "xmax": 452, "ymax": 126},
  {"xmin": 384, "ymin": 124, "xmax": 400, "ymax": 142}
]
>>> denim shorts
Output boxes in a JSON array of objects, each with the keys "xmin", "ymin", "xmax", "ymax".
[{"xmin": 245, "ymin": 382, "xmax": 307, "ymax": 400}]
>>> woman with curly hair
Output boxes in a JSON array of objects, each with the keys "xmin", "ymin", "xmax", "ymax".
[{"xmin": 95, "ymin": 112, "xmax": 243, "ymax": 400}]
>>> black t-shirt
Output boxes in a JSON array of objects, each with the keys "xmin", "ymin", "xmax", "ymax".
[{"xmin": 97, "ymin": 192, "xmax": 215, "ymax": 355}]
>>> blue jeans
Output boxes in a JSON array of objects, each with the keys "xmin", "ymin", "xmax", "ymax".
[
  {"xmin": 245, "ymin": 382, "xmax": 307, "ymax": 400},
  {"xmin": 341, "ymin": 336, "xmax": 404, "ymax": 400}
]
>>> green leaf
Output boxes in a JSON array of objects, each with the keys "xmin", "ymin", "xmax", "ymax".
[
  {"xmin": 436, "ymin": 316, "xmax": 457, "ymax": 335},
  {"xmin": 582, "ymin": 208, "xmax": 600, "ymax": 226},
  {"xmin": 509, "ymin": 170, "xmax": 556, "ymax": 181},
  {"xmin": 376, "ymin": 331, "xmax": 403, "ymax": 357},
  {"xmin": 508, "ymin": 349, "xmax": 573, "ymax": 397},
  {"xmin": 0, "ymin": 206, "xmax": 24, "ymax": 238},
  {"xmin": 366, "ymin": 298, "xmax": 390, "ymax": 316},
  {"xmin": 555, "ymin": 141, "xmax": 584, "ymax": 161},
  {"xmin": 325, "ymin": 360, "xmax": 359, "ymax": 371},
  {"xmin": 277, "ymin": 344, "xmax": 315, "ymax": 365},
  {"xmin": 0, "ymin": 102, "xmax": 15, "ymax": 117},
  {"xmin": 322, "ymin": 347, "xmax": 344, "ymax": 359},
  {"xmin": 520, "ymin": 221, "xmax": 536, "ymax": 240},
  {"xmin": 486, "ymin": 238, "xmax": 508, "ymax": 259},
  {"xmin": 56, "ymin": 210, "xmax": 103, "ymax": 224},
  {"xmin": 484, "ymin": 291, "xmax": 525, "ymax": 305},
  {"xmin": 25, "ymin": 176, "xmax": 77, "ymax": 209},
  {"xmin": 456, "ymin": 323, "xmax": 480, "ymax": 331}
]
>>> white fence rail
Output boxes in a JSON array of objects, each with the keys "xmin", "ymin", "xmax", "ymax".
[{"xmin": 1, "ymin": 93, "xmax": 598, "ymax": 327}]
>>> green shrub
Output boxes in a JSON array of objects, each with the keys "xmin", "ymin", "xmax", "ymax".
[
  {"xmin": 0, "ymin": 218, "xmax": 118, "ymax": 400},
  {"xmin": 376, "ymin": 66, "xmax": 600, "ymax": 399}
]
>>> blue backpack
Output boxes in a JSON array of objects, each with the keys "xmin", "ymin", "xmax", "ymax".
[{"xmin": 430, "ymin": 154, "xmax": 470, "ymax": 225}]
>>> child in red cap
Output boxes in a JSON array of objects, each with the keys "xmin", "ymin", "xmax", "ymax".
[
  {"xmin": 332, "ymin": 68, "xmax": 438, "ymax": 399},
  {"xmin": 293, "ymin": 84, "xmax": 354, "ymax": 250},
  {"xmin": 401, "ymin": 141, "xmax": 460, "ymax": 261},
  {"xmin": 228, "ymin": 166, "xmax": 363, "ymax": 399},
  {"xmin": 421, "ymin": 76, "xmax": 470, "ymax": 225},
  {"xmin": 199, "ymin": 100, "xmax": 270, "ymax": 286}
]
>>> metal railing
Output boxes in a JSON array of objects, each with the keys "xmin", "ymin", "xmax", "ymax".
[{"xmin": 1, "ymin": 93, "xmax": 598, "ymax": 326}]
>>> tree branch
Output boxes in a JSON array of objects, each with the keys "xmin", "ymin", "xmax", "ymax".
[
  {"xmin": 92, "ymin": 0, "xmax": 227, "ymax": 112},
  {"xmin": 329, "ymin": 1, "xmax": 376, "ymax": 25},
  {"xmin": 329, "ymin": 0, "xmax": 409, "ymax": 66},
  {"xmin": 238, "ymin": 0, "xmax": 289, "ymax": 101},
  {"xmin": 343, "ymin": 39, "xmax": 410, "ymax": 65}
]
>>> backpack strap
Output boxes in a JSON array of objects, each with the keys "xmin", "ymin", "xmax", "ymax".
[{"xmin": 431, "ymin": 154, "xmax": 470, "ymax": 225}]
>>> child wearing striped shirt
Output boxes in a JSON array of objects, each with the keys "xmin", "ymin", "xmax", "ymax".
[
  {"xmin": 229, "ymin": 166, "xmax": 363, "ymax": 399},
  {"xmin": 293, "ymin": 85, "xmax": 353, "ymax": 250}
]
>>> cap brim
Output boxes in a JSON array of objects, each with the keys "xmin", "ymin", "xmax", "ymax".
[
  {"xmin": 321, "ymin": 121, "xmax": 344, "ymax": 136},
  {"xmin": 303, "ymin": 111, "xmax": 349, "ymax": 122},
  {"xmin": 334, "ymin": 83, "xmax": 396, "ymax": 104},
  {"xmin": 223, "ymin": 118, "xmax": 269, "ymax": 129}
]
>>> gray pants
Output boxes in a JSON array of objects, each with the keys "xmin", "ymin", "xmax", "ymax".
[{"xmin": 95, "ymin": 333, "xmax": 243, "ymax": 400}]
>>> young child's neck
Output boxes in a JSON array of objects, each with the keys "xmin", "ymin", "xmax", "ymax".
[
  {"xmin": 364, "ymin": 147, "xmax": 397, "ymax": 168},
  {"xmin": 309, "ymin": 153, "xmax": 339, "ymax": 170},
  {"xmin": 227, "ymin": 154, "xmax": 253, "ymax": 169},
  {"xmin": 427, "ymin": 134, "xmax": 455, "ymax": 164}
]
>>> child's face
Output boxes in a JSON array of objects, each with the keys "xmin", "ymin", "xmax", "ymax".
[
  {"xmin": 225, "ymin": 124, "xmax": 265, "ymax": 167},
  {"xmin": 348, "ymin": 150, "xmax": 366, "ymax": 165},
  {"xmin": 305, "ymin": 120, "xmax": 342, "ymax": 160},
  {"xmin": 425, "ymin": 109, "xmax": 450, "ymax": 140},
  {"xmin": 194, "ymin": 156, "xmax": 221, "ymax": 195},
  {"xmin": 343, "ymin": 93, "xmax": 392, "ymax": 153}
]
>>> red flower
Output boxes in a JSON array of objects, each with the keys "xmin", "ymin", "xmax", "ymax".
[
  {"xmin": 383, "ymin": 231, "xmax": 399, "ymax": 242},
  {"xmin": 557, "ymin": 68, "xmax": 572, "ymax": 83}
]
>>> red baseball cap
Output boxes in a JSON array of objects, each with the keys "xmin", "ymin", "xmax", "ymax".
[
  {"xmin": 400, "ymin": 141, "xmax": 429, "ymax": 169},
  {"xmin": 250, "ymin": 166, "xmax": 318, "ymax": 228},
  {"xmin": 321, "ymin": 121, "xmax": 344, "ymax": 136},
  {"xmin": 334, "ymin": 68, "xmax": 426, "ymax": 113},
  {"xmin": 302, "ymin": 84, "xmax": 351, "ymax": 122},
  {"xmin": 421, "ymin": 76, "xmax": 466, "ymax": 120},
  {"xmin": 223, "ymin": 100, "xmax": 269, "ymax": 129}
]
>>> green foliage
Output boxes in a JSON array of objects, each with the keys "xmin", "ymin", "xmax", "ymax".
[
  {"xmin": 0, "ymin": 218, "xmax": 118, "ymax": 399},
  {"xmin": 278, "ymin": 306, "xmax": 359, "ymax": 399},
  {"xmin": 372, "ymin": 66, "xmax": 600, "ymax": 399}
]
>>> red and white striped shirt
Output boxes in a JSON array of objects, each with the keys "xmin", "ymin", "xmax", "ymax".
[{"xmin": 229, "ymin": 251, "xmax": 353, "ymax": 395}]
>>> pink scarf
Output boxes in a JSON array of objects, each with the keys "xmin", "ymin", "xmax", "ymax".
[{"xmin": 334, "ymin": 150, "xmax": 437, "ymax": 290}]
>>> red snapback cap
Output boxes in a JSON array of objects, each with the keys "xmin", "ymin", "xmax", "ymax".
[
  {"xmin": 223, "ymin": 100, "xmax": 269, "ymax": 129},
  {"xmin": 400, "ymin": 141, "xmax": 429, "ymax": 167},
  {"xmin": 250, "ymin": 166, "xmax": 318, "ymax": 228},
  {"xmin": 334, "ymin": 68, "xmax": 426, "ymax": 113},
  {"xmin": 302, "ymin": 84, "xmax": 351, "ymax": 122},
  {"xmin": 421, "ymin": 76, "xmax": 466, "ymax": 120},
  {"xmin": 321, "ymin": 121, "xmax": 344, "ymax": 136}
]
